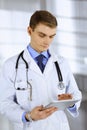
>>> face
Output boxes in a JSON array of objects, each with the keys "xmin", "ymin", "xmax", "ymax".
[{"xmin": 27, "ymin": 23, "xmax": 57, "ymax": 53}]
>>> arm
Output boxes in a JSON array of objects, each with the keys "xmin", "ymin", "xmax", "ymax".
[
  {"xmin": 0, "ymin": 60, "xmax": 25, "ymax": 123},
  {"xmin": 64, "ymin": 61, "xmax": 82, "ymax": 117}
]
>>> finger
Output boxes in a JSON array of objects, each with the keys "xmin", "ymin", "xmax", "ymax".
[
  {"xmin": 45, "ymin": 107, "xmax": 58, "ymax": 114},
  {"xmin": 35, "ymin": 105, "xmax": 44, "ymax": 111},
  {"xmin": 37, "ymin": 107, "xmax": 58, "ymax": 120},
  {"xmin": 45, "ymin": 108, "xmax": 57, "ymax": 117}
]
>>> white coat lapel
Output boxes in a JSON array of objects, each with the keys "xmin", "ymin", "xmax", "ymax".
[
  {"xmin": 22, "ymin": 48, "xmax": 62, "ymax": 75},
  {"xmin": 23, "ymin": 48, "xmax": 43, "ymax": 75},
  {"xmin": 43, "ymin": 49, "xmax": 62, "ymax": 74}
]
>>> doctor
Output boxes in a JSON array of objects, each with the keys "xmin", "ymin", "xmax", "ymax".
[{"xmin": 0, "ymin": 10, "xmax": 82, "ymax": 130}]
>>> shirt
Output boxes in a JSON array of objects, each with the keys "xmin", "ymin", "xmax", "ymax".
[{"xmin": 27, "ymin": 44, "xmax": 50, "ymax": 65}]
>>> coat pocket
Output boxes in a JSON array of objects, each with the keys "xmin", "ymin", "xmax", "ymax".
[{"xmin": 15, "ymin": 81, "xmax": 31, "ymax": 109}]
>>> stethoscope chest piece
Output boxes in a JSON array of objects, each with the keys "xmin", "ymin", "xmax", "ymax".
[{"xmin": 58, "ymin": 82, "xmax": 65, "ymax": 90}]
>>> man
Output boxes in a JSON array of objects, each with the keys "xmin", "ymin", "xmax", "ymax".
[{"xmin": 0, "ymin": 10, "xmax": 82, "ymax": 130}]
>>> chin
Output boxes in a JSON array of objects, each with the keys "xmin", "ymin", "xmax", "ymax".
[
  {"xmin": 43, "ymin": 48, "xmax": 48, "ymax": 52},
  {"xmin": 44, "ymin": 46, "xmax": 49, "ymax": 50}
]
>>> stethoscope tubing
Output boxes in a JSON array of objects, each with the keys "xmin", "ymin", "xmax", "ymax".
[{"xmin": 14, "ymin": 51, "xmax": 65, "ymax": 101}]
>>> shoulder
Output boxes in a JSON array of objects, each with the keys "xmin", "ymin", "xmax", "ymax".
[
  {"xmin": 49, "ymin": 48, "xmax": 69, "ymax": 66},
  {"xmin": 57, "ymin": 55, "xmax": 72, "ymax": 74},
  {"xmin": 0, "ymin": 54, "xmax": 18, "ymax": 79},
  {"xmin": 52, "ymin": 52, "xmax": 71, "ymax": 70},
  {"xmin": 1, "ymin": 53, "xmax": 21, "ymax": 75},
  {"xmin": 3, "ymin": 54, "xmax": 19, "ymax": 67},
  {"xmin": 57, "ymin": 55, "xmax": 68, "ymax": 65}
]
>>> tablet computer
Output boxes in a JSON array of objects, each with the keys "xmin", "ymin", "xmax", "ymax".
[{"xmin": 45, "ymin": 99, "xmax": 80, "ymax": 110}]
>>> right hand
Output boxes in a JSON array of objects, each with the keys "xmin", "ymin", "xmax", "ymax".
[
  {"xmin": 58, "ymin": 93, "xmax": 72, "ymax": 100},
  {"xmin": 26, "ymin": 105, "xmax": 58, "ymax": 121}
]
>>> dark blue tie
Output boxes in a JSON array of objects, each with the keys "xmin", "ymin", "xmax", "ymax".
[{"xmin": 36, "ymin": 54, "xmax": 45, "ymax": 73}]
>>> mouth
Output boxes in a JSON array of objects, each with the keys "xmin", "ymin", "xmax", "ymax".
[{"xmin": 42, "ymin": 44, "xmax": 49, "ymax": 48}]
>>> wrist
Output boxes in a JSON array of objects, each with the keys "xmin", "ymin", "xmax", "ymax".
[
  {"xmin": 69, "ymin": 104, "xmax": 75, "ymax": 108},
  {"xmin": 25, "ymin": 112, "xmax": 33, "ymax": 122}
]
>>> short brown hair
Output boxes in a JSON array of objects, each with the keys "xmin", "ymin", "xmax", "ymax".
[{"xmin": 29, "ymin": 10, "xmax": 57, "ymax": 29}]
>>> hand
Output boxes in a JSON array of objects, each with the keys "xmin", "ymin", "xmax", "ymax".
[
  {"xmin": 58, "ymin": 94, "xmax": 72, "ymax": 100},
  {"xmin": 26, "ymin": 105, "xmax": 58, "ymax": 121}
]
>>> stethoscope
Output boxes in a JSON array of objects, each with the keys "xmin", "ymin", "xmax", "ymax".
[{"xmin": 14, "ymin": 51, "xmax": 65, "ymax": 101}]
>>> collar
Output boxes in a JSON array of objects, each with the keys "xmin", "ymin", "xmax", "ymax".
[
  {"xmin": 27, "ymin": 44, "xmax": 50, "ymax": 59},
  {"xmin": 23, "ymin": 46, "xmax": 63, "ymax": 65}
]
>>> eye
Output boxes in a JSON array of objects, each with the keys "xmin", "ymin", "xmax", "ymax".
[
  {"xmin": 49, "ymin": 35, "xmax": 55, "ymax": 39},
  {"xmin": 39, "ymin": 34, "xmax": 45, "ymax": 38},
  {"xmin": 39, "ymin": 33, "xmax": 46, "ymax": 38}
]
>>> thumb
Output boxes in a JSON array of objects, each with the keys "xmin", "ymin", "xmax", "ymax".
[{"xmin": 37, "ymin": 105, "xmax": 44, "ymax": 111}]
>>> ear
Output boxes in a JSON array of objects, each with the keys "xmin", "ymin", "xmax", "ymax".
[{"xmin": 27, "ymin": 26, "xmax": 32, "ymax": 35}]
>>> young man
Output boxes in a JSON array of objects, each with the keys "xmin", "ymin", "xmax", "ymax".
[{"xmin": 0, "ymin": 10, "xmax": 82, "ymax": 130}]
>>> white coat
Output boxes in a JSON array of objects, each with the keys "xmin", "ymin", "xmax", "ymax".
[{"xmin": 0, "ymin": 47, "xmax": 82, "ymax": 130}]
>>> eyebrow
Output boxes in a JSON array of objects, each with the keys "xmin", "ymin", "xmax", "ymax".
[{"xmin": 38, "ymin": 32, "xmax": 56, "ymax": 37}]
